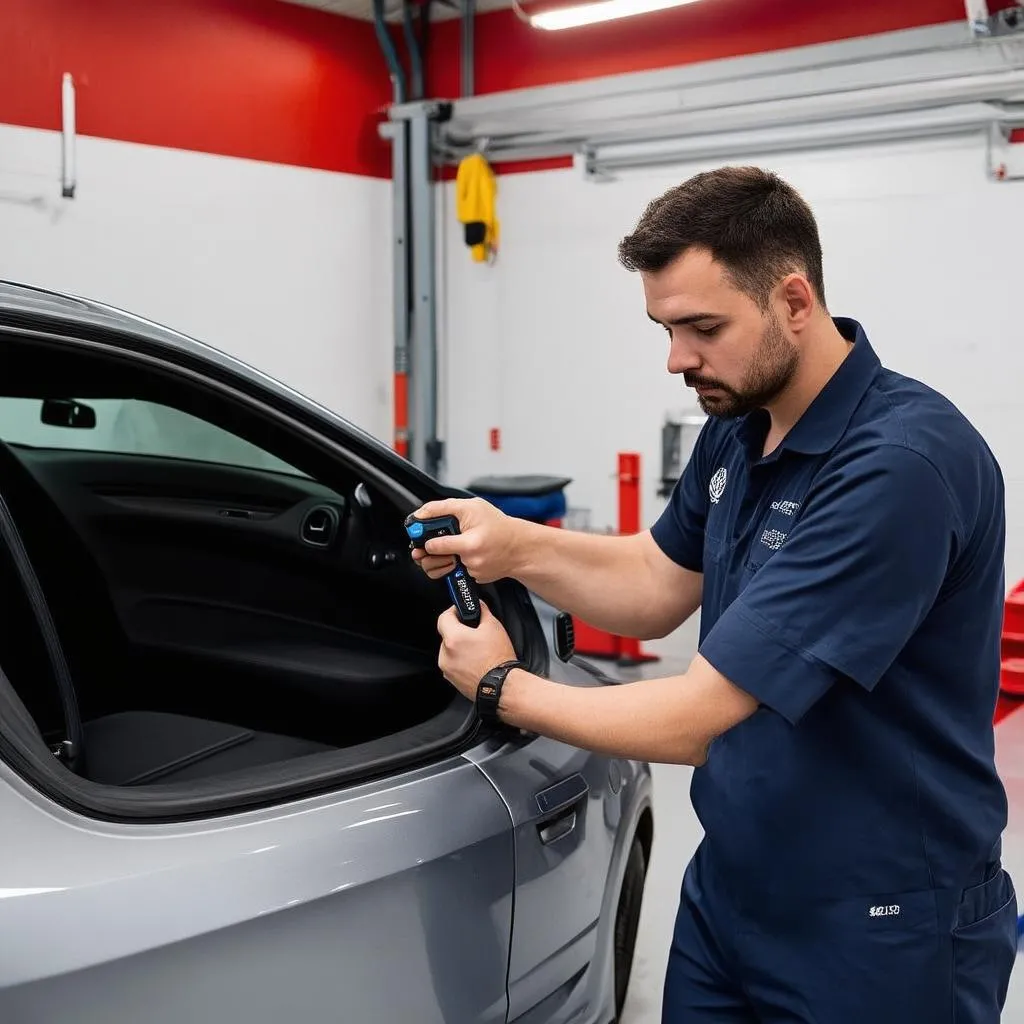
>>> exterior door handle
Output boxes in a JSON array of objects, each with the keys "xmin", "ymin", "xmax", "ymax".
[
  {"xmin": 538, "ymin": 808, "xmax": 577, "ymax": 845},
  {"xmin": 534, "ymin": 773, "xmax": 588, "ymax": 844}
]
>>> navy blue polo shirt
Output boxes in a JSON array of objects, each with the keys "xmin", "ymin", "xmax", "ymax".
[{"xmin": 652, "ymin": 317, "xmax": 1008, "ymax": 910}]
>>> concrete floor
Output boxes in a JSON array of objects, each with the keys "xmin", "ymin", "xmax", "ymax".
[{"xmin": 609, "ymin": 623, "xmax": 1024, "ymax": 1024}]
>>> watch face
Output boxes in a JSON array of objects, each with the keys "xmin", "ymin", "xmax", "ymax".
[{"xmin": 480, "ymin": 683, "xmax": 497, "ymax": 697}]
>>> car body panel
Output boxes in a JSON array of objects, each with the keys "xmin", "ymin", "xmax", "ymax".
[
  {"xmin": 0, "ymin": 280, "xmax": 654, "ymax": 1024},
  {"xmin": 471, "ymin": 599, "xmax": 654, "ymax": 1023},
  {"xmin": 0, "ymin": 753, "xmax": 514, "ymax": 1024}
]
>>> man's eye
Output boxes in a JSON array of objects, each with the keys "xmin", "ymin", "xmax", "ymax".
[{"xmin": 695, "ymin": 325, "xmax": 721, "ymax": 337}]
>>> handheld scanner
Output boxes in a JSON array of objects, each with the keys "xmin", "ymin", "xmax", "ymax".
[{"xmin": 405, "ymin": 514, "xmax": 482, "ymax": 628}]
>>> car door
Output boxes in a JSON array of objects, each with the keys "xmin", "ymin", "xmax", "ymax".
[
  {"xmin": 466, "ymin": 676, "xmax": 626, "ymax": 1024},
  {"xmin": 0, "ymin": 748, "xmax": 516, "ymax": 1024},
  {"xmin": 0, "ymin": 293, "xmax": 548, "ymax": 1024}
]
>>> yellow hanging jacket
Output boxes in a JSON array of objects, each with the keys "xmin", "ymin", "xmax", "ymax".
[{"xmin": 455, "ymin": 153, "xmax": 498, "ymax": 262}]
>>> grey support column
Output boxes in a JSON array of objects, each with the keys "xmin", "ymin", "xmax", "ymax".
[{"xmin": 407, "ymin": 103, "xmax": 444, "ymax": 479}]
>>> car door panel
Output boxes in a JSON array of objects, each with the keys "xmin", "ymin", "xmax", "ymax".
[
  {"xmin": 0, "ymin": 754, "xmax": 514, "ymax": 1024},
  {"xmin": 1, "ymin": 444, "xmax": 446, "ymax": 742},
  {"xmin": 467, "ymin": 735, "xmax": 619, "ymax": 1024},
  {"xmin": 11, "ymin": 446, "xmax": 420, "ymax": 646}
]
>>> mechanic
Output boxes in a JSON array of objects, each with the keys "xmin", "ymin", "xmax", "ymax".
[{"xmin": 410, "ymin": 165, "xmax": 1016, "ymax": 1024}]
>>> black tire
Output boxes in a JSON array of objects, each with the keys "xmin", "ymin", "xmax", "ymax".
[{"xmin": 613, "ymin": 835, "xmax": 648, "ymax": 1019}]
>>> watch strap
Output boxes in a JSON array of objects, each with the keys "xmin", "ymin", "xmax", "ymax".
[{"xmin": 476, "ymin": 659, "xmax": 524, "ymax": 722}]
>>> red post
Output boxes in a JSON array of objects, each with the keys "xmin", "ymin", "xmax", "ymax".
[
  {"xmin": 615, "ymin": 452, "xmax": 658, "ymax": 665},
  {"xmin": 394, "ymin": 372, "xmax": 409, "ymax": 458},
  {"xmin": 618, "ymin": 452, "xmax": 641, "ymax": 535},
  {"xmin": 572, "ymin": 452, "xmax": 658, "ymax": 665}
]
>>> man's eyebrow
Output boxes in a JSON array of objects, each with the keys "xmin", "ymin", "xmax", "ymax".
[{"xmin": 647, "ymin": 311, "xmax": 724, "ymax": 326}]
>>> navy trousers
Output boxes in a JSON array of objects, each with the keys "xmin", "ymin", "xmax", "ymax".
[{"xmin": 662, "ymin": 845, "xmax": 1018, "ymax": 1023}]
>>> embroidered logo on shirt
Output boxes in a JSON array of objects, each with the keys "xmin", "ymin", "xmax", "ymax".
[
  {"xmin": 770, "ymin": 499, "xmax": 800, "ymax": 516},
  {"xmin": 868, "ymin": 905, "xmax": 901, "ymax": 918},
  {"xmin": 761, "ymin": 528, "xmax": 787, "ymax": 551},
  {"xmin": 709, "ymin": 467, "xmax": 728, "ymax": 504}
]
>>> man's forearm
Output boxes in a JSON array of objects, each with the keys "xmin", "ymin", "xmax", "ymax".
[
  {"xmin": 497, "ymin": 658, "xmax": 759, "ymax": 766},
  {"xmin": 508, "ymin": 522, "xmax": 684, "ymax": 639}
]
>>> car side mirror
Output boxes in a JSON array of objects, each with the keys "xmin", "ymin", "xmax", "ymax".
[
  {"xmin": 41, "ymin": 398, "xmax": 96, "ymax": 429},
  {"xmin": 553, "ymin": 611, "xmax": 575, "ymax": 663}
]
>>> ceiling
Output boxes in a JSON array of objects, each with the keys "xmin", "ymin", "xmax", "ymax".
[{"xmin": 280, "ymin": 0, "xmax": 515, "ymax": 22}]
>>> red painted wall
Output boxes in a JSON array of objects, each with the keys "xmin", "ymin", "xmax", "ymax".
[
  {"xmin": 0, "ymin": 0, "xmax": 1006, "ymax": 179},
  {"xmin": 426, "ymin": 0, "xmax": 967, "ymax": 98},
  {"xmin": 1, "ymin": 0, "xmax": 393, "ymax": 178}
]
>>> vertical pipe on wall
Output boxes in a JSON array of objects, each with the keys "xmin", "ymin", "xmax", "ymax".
[
  {"xmin": 461, "ymin": 0, "xmax": 475, "ymax": 97},
  {"xmin": 965, "ymin": 0, "xmax": 991, "ymax": 34},
  {"xmin": 61, "ymin": 73, "xmax": 76, "ymax": 199},
  {"xmin": 392, "ymin": 124, "xmax": 411, "ymax": 460},
  {"xmin": 402, "ymin": 2, "xmax": 424, "ymax": 101},
  {"xmin": 372, "ymin": 0, "xmax": 413, "ymax": 459},
  {"xmin": 408, "ymin": 108, "xmax": 440, "ymax": 478}
]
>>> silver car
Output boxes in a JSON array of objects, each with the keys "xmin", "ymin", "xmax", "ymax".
[{"xmin": 0, "ymin": 281, "xmax": 653, "ymax": 1024}]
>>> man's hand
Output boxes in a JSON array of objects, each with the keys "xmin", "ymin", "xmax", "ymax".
[
  {"xmin": 410, "ymin": 497, "xmax": 523, "ymax": 585},
  {"xmin": 437, "ymin": 602, "xmax": 518, "ymax": 700}
]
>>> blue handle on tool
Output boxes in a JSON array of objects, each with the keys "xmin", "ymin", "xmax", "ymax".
[{"xmin": 405, "ymin": 514, "xmax": 482, "ymax": 628}]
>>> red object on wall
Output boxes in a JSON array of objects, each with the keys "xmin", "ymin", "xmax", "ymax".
[
  {"xmin": 426, "ymin": 0, "xmax": 965, "ymax": 99},
  {"xmin": 0, "ymin": 0, "xmax": 392, "ymax": 177},
  {"xmin": 573, "ymin": 452, "xmax": 658, "ymax": 666},
  {"xmin": 490, "ymin": 427, "xmax": 501, "ymax": 451}
]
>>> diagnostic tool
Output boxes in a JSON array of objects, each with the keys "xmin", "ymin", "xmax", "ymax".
[{"xmin": 405, "ymin": 514, "xmax": 482, "ymax": 628}]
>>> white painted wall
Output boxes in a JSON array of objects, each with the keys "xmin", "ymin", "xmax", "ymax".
[
  {"xmin": 438, "ymin": 132, "xmax": 1024, "ymax": 656},
  {"xmin": 0, "ymin": 123, "xmax": 393, "ymax": 440}
]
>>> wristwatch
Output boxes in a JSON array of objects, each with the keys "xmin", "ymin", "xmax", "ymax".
[{"xmin": 477, "ymin": 660, "xmax": 525, "ymax": 723}]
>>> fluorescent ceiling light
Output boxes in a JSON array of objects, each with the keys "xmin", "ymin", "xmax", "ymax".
[{"xmin": 528, "ymin": 0, "xmax": 702, "ymax": 31}]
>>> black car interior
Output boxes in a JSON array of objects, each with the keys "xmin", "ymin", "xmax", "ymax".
[{"xmin": 0, "ymin": 335, "xmax": 469, "ymax": 789}]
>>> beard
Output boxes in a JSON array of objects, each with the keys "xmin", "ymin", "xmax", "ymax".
[{"xmin": 684, "ymin": 314, "xmax": 798, "ymax": 419}]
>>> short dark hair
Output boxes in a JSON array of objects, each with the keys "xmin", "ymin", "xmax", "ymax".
[{"xmin": 617, "ymin": 166, "xmax": 826, "ymax": 310}]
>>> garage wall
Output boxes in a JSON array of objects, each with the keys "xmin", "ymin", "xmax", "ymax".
[
  {"xmin": 438, "ymin": 132, "xmax": 1024, "ymax": 655},
  {"xmin": 0, "ymin": 0, "xmax": 395, "ymax": 439},
  {"xmin": 0, "ymin": 123, "xmax": 392, "ymax": 438}
]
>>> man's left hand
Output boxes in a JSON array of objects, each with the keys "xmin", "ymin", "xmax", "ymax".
[{"xmin": 437, "ymin": 602, "xmax": 518, "ymax": 701}]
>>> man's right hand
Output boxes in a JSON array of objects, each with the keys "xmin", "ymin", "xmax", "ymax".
[{"xmin": 409, "ymin": 497, "xmax": 524, "ymax": 585}]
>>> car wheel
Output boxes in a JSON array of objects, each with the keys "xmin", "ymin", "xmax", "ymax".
[{"xmin": 613, "ymin": 834, "xmax": 647, "ymax": 1019}]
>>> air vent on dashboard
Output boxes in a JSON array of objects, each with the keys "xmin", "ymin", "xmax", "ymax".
[{"xmin": 300, "ymin": 504, "xmax": 339, "ymax": 548}]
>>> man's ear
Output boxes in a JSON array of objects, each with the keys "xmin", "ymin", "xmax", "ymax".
[{"xmin": 778, "ymin": 273, "xmax": 815, "ymax": 332}]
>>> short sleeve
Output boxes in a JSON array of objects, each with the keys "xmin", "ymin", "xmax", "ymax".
[
  {"xmin": 650, "ymin": 421, "xmax": 713, "ymax": 572},
  {"xmin": 698, "ymin": 444, "xmax": 961, "ymax": 725}
]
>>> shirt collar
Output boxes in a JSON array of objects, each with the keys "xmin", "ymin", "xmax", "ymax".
[{"xmin": 736, "ymin": 317, "xmax": 880, "ymax": 460}]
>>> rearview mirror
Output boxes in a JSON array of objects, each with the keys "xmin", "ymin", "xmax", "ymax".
[{"xmin": 40, "ymin": 398, "xmax": 96, "ymax": 429}]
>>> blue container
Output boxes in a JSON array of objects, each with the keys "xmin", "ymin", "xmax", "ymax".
[{"xmin": 468, "ymin": 474, "xmax": 572, "ymax": 524}]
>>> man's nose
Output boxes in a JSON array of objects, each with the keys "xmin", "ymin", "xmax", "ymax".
[{"xmin": 667, "ymin": 336, "xmax": 700, "ymax": 375}]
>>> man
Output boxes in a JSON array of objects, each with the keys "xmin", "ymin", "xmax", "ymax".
[{"xmin": 411, "ymin": 166, "xmax": 1017, "ymax": 1023}]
